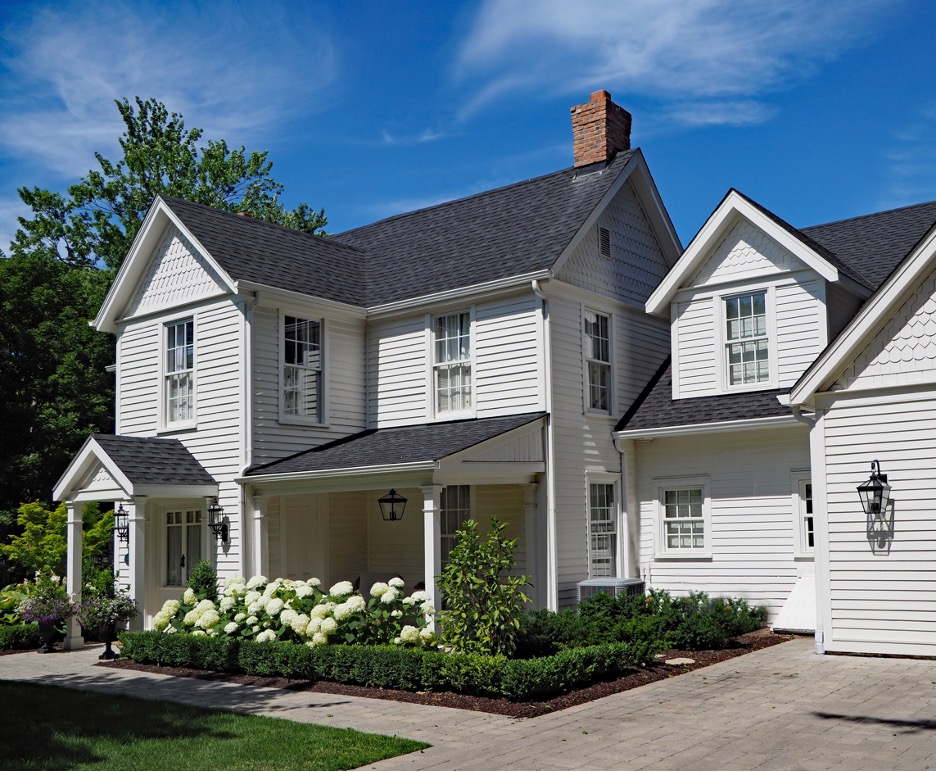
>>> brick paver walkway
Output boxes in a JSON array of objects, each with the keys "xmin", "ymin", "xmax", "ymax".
[{"xmin": 2, "ymin": 637, "xmax": 934, "ymax": 770}]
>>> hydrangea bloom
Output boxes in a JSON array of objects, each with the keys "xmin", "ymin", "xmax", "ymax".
[
  {"xmin": 320, "ymin": 617, "xmax": 337, "ymax": 635},
  {"xmin": 410, "ymin": 590, "xmax": 431, "ymax": 603},
  {"xmin": 224, "ymin": 621, "xmax": 239, "ymax": 635},
  {"xmin": 224, "ymin": 575, "xmax": 246, "ymax": 591},
  {"xmin": 329, "ymin": 581, "xmax": 353, "ymax": 597},
  {"xmin": 307, "ymin": 618, "xmax": 323, "ymax": 636},
  {"xmin": 389, "ymin": 577, "xmax": 405, "ymax": 589},
  {"xmin": 290, "ymin": 613, "xmax": 310, "ymax": 636},
  {"xmin": 197, "ymin": 609, "xmax": 220, "ymax": 629},
  {"xmin": 295, "ymin": 583, "xmax": 314, "ymax": 599},
  {"xmin": 247, "ymin": 600, "xmax": 264, "ymax": 615},
  {"xmin": 257, "ymin": 629, "xmax": 276, "ymax": 643},
  {"xmin": 391, "ymin": 609, "xmax": 403, "ymax": 618},
  {"xmin": 419, "ymin": 628, "xmax": 434, "ymax": 643},
  {"xmin": 183, "ymin": 588, "xmax": 197, "ymax": 605},
  {"xmin": 234, "ymin": 612, "xmax": 247, "ymax": 623},
  {"xmin": 246, "ymin": 575, "xmax": 268, "ymax": 591},
  {"xmin": 369, "ymin": 582, "xmax": 390, "ymax": 598},
  {"xmin": 265, "ymin": 598, "xmax": 285, "ymax": 617},
  {"xmin": 420, "ymin": 601, "xmax": 435, "ymax": 615},
  {"xmin": 244, "ymin": 590, "xmax": 262, "ymax": 606},
  {"xmin": 308, "ymin": 577, "xmax": 322, "ymax": 587},
  {"xmin": 262, "ymin": 580, "xmax": 281, "ymax": 598},
  {"xmin": 345, "ymin": 595, "xmax": 366, "ymax": 613},
  {"xmin": 245, "ymin": 615, "xmax": 258, "ymax": 626},
  {"xmin": 380, "ymin": 588, "xmax": 399, "ymax": 604},
  {"xmin": 311, "ymin": 632, "xmax": 328, "ymax": 646},
  {"xmin": 333, "ymin": 602, "xmax": 354, "ymax": 621},
  {"xmin": 399, "ymin": 625, "xmax": 419, "ymax": 644},
  {"xmin": 280, "ymin": 609, "xmax": 297, "ymax": 629},
  {"xmin": 219, "ymin": 596, "xmax": 235, "ymax": 612}
]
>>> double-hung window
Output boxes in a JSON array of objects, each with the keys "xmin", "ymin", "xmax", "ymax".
[
  {"xmin": 797, "ymin": 478, "xmax": 814, "ymax": 555},
  {"xmin": 725, "ymin": 292, "xmax": 769, "ymax": 386},
  {"xmin": 588, "ymin": 482, "xmax": 617, "ymax": 577},
  {"xmin": 661, "ymin": 486, "xmax": 706, "ymax": 554},
  {"xmin": 434, "ymin": 311, "xmax": 471, "ymax": 414},
  {"xmin": 584, "ymin": 310, "xmax": 611, "ymax": 412},
  {"xmin": 165, "ymin": 319, "xmax": 194, "ymax": 425},
  {"xmin": 283, "ymin": 316, "xmax": 323, "ymax": 422},
  {"xmin": 440, "ymin": 485, "xmax": 471, "ymax": 566}
]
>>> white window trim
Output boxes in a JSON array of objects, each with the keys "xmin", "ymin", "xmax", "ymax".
[
  {"xmin": 430, "ymin": 307, "xmax": 476, "ymax": 420},
  {"xmin": 791, "ymin": 472, "xmax": 815, "ymax": 559},
  {"xmin": 582, "ymin": 306, "xmax": 614, "ymax": 415},
  {"xmin": 586, "ymin": 471, "xmax": 622, "ymax": 578},
  {"xmin": 160, "ymin": 504, "xmax": 207, "ymax": 589},
  {"xmin": 654, "ymin": 476, "xmax": 712, "ymax": 559},
  {"xmin": 160, "ymin": 316, "xmax": 196, "ymax": 432},
  {"xmin": 718, "ymin": 286, "xmax": 778, "ymax": 392},
  {"xmin": 278, "ymin": 311, "xmax": 328, "ymax": 427}
]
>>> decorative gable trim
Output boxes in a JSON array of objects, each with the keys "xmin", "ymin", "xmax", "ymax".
[
  {"xmin": 646, "ymin": 189, "xmax": 840, "ymax": 317},
  {"xmin": 790, "ymin": 221, "xmax": 936, "ymax": 405},
  {"xmin": 94, "ymin": 196, "xmax": 237, "ymax": 334}
]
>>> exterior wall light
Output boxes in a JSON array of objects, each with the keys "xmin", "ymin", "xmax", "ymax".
[
  {"xmin": 113, "ymin": 503, "xmax": 130, "ymax": 544},
  {"xmin": 857, "ymin": 460, "xmax": 891, "ymax": 517},
  {"xmin": 207, "ymin": 498, "xmax": 229, "ymax": 542},
  {"xmin": 378, "ymin": 489, "xmax": 407, "ymax": 521}
]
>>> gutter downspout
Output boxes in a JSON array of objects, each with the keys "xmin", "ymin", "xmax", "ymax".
[{"xmin": 532, "ymin": 278, "xmax": 558, "ymax": 610}]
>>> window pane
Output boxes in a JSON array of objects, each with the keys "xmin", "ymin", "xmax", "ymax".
[
  {"xmin": 440, "ymin": 486, "xmax": 470, "ymax": 566},
  {"xmin": 167, "ymin": 522, "xmax": 182, "ymax": 587},
  {"xmin": 662, "ymin": 488, "xmax": 704, "ymax": 551},
  {"xmin": 187, "ymin": 517, "xmax": 202, "ymax": 569}
]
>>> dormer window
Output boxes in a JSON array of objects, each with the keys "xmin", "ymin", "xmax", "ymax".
[{"xmin": 725, "ymin": 292, "xmax": 768, "ymax": 386}]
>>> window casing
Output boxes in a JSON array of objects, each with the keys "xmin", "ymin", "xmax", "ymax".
[
  {"xmin": 584, "ymin": 310, "xmax": 611, "ymax": 412},
  {"xmin": 440, "ymin": 485, "xmax": 471, "ymax": 566},
  {"xmin": 165, "ymin": 509, "xmax": 203, "ymax": 587},
  {"xmin": 725, "ymin": 292, "xmax": 769, "ymax": 386},
  {"xmin": 588, "ymin": 482, "xmax": 617, "ymax": 578},
  {"xmin": 794, "ymin": 476, "xmax": 814, "ymax": 556},
  {"xmin": 282, "ymin": 315, "xmax": 324, "ymax": 422},
  {"xmin": 434, "ymin": 311, "xmax": 472, "ymax": 415},
  {"xmin": 165, "ymin": 319, "xmax": 194, "ymax": 426},
  {"xmin": 657, "ymin": 480, "xmax": 710, "ymax": 557}
]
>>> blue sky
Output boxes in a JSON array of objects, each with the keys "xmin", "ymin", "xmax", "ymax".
[{"xmin": 0, "ymin": 0, "xmax": 934, "ymax": 254}]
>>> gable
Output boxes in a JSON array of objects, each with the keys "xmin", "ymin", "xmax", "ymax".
[
  {"xmin": 124, "ymin": 225, "xmax": 227, "ymax": 318},
  {"xmin": 834, "ymin": 267, "xmax": 936, "ymax": 391},
  {"xmin": 76, "ymin": 461, "xmax": 126, "ymax": 500},
  {"xmin": 688, "ymin": 216, "xmax": 810, "ymax": 288},
  {"xmin": 557, "ymin": 179, "xmax": 671, "ymax": 306}
]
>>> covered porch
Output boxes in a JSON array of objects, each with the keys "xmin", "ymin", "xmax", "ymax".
[{"xmin": 241, "ymin": 413, "xmax": 550, "ymax": 613}]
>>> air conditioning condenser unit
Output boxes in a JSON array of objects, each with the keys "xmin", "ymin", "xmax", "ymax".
[{"xmin": 577, "ymin": 577, "xmax": 645, "ymax": 603}]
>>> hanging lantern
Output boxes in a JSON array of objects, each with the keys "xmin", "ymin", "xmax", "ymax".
[{"xmin": 378, "ymin": 489, "xmax": 407, "ymax": 521}]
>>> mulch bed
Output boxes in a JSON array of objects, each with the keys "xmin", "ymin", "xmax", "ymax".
[{"xmin": 96, "ymin": 629, "xmax": 795, "ymax": 719}]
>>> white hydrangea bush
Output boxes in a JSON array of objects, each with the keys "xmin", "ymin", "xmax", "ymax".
[{"xmin": 152, "ymin": 574, "xmax": 435, "ymax": 648}]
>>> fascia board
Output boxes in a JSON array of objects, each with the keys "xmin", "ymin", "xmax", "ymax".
[
  {"xmin": 645, "ymin": 191, "xmax": 839, "ymax": 317},
  {"xmin": 612, "ymin": 414, "xmax": 799, "ymax": 440},
  {"xmin": 235, "ymin": 281, "xmax": 366, "ymax": 319},
  {"xmin": 236, "ymin": 460, "xmax": 437, "ymax": 486},
  {"xmin": 549, "ymin": 151, "xmax": 643, "ymax": 278},
  {"xmin": 237, "ymin": 461, "xmax": 438, "ymax": 495},
  {"xmin": 626, "ymin": 152, "xmax": 683, "ymax": 265},
  {"xmin": 94, "ymin": 198, "xmax": 238, "ymax": 333},
  {"xmin": 133, "ymin": 484, "xmax": 219, "ymax": 498},
  {"xmin": 790, "ymin": 221, "xmax": 936, "ymax": 405},
  {"xmin": 366, "ymin": 270, "xmax": 551, "ymax": 318},
  {"xmin": 53, "ymin": 439, "xmax": 134, "ymax": 501}
]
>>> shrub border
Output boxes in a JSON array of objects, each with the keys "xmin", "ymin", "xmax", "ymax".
[
  {"xmin": 0, "ymin": 622, "xmax": 39, "ymax": 650},
  {"xmin": 119, "ymin": 631, "xmax": 656, "ymax": 702}
]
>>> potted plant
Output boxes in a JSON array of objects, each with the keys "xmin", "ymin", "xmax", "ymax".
[
  {"xmin": 73, "ymin": 588, "xmax": 138, "ymax": 660},
  {"xmin": 17, "ymin": 578, "xmax": 72, "ymax": 654}
]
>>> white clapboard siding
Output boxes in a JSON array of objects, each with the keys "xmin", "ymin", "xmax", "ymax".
[
  {"xmin": 558, "ymin": 179, "xmax": 671, "ymax": 306},
  {"xmin": 367, "ymin": 316, "xmax": 429, "ymax": 427},
  {"xmin": 822, "ymin": 395, "xmax": 936, "ymax": 656},
  {"xmin": 775, "ymin": 278, "xmax": 825, "ymax": 386},
  {"xmin": 328, "ymin": 491, "xmax": 369, "ymax": 587},
  {"xmin": 250, "ymin": 305, "xmax": 366, "ymax": 465},
  {"xmin": 117, "ymin": 320, "xmax": 161, "ymax": 435},
  {"xmin": 835, "ymin": 270, "xmax": 936, "ymax": 392},
  {"xmin": 636, "ymin": 425, "xmax": 810, "ymax": 621},
  {"xmin": 673, "ymin": 296, "xmax": 716, "ymax": 397},
  {"xmin": 475, "ymin": 294, "xmax": 544, "ymax": 416}
]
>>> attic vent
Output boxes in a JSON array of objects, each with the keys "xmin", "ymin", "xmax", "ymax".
[{"xmin": 598, "ymin": 226, "xmax": 611, "ymax": 259}]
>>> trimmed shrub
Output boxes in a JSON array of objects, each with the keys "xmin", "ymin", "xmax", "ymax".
[
  {"xmin": 186, "ymin": 560, "xmax": 218, "ymax": 602},
  {"xmin": 0, "ymin": 622, "xmax": 39, "ymax": 650}
]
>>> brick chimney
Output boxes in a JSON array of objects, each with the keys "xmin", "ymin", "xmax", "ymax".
[{"xmin": 571, "ymin": 90, "xmax": 632, "ymax": 167}]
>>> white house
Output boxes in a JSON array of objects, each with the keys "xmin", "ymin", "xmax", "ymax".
[
  {"xmin": 614, "ymin": 189, "xmax": 936, "ymax": 654},
  {"xmin": 53, "ymin": 91, "xmax": 681, "ymax": 648}
]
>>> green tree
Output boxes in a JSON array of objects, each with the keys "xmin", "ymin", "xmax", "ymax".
[
  {"xmin": 0, "ymin": 97, "xmax": 325, "ymax": 523},
  {"xmin": 435, "ymin": 516, "xmax": 531, "ymax": 657}
]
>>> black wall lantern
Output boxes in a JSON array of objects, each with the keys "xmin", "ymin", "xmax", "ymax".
[
  {"xmin": 207, "ymin": 498, "xmax": 229, "ymax": 542},
  {"xmin": 378, "ymin": 489, "xmax": 407, "ymax": 521},
  {"xmin": 113, "ymin": 503, "xmax": 130, "ymax": 544},
  {"xmin": 857, "ymin": 460, "xmax": 891, "ymax": 517}
]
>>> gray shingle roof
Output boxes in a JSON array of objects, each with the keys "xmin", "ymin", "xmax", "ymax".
[
  {"xmin": 802, "ymin": 200, "xmax": 936, "ymax": 290},
  {"xmin": 333, "ymin": 153, "xmax": 635, "ymax": 305},
  {"xmin": 614, "ymin": 361, "xmax": 791, "ymax": 433},
  {"xmin": 92, "ymin": 434, "xmax": 215, "ymax": 485},
  {"xmin": 159, "ymin": 155, "xmax": 636, "ymax": 309},
  {"xmin": 160, "ymin": 197, "xmax": 368, "ymax": 306},
  {"xmin": 247, "ymin": 412, "xmax": 546, "ymax": 476}
]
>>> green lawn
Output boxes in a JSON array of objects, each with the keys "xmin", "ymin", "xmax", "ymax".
[{"xmin": 0, "ymin": 681, "xmax": 428, "ymax": 770}]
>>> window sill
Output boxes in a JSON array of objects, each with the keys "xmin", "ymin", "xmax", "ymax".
[
  {"xmin": 434, "ymin": 410, "xmax": 476, "ymax": 421},
  {"xmin": 793, "ymin": 553, "xmax": 815, "ymax": 561},
  {"xmin": 654, "ymin": 552, "xmax": 712, "ymax": 561},
  {"xmin": 277, "ymin": 416, "xmax": 329, "ymax": 429},
  {"xmin": 158, "ymin": 423, "xmax": 197, "ymax": 435}
]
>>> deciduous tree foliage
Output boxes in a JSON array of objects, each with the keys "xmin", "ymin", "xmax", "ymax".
[{"xmin": 0, "ymin": 97, "xmax": 325, "ymax": 530}]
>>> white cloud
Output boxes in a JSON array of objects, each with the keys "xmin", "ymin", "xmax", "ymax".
[
  {"xmin": 0, "ymin": 195, "xmax": 29, "ymax": 256},
  {"xmin": 879, "ymin": 104, "xmax": 936, "ymax": 209},
  {"xmin": 0, "ymin": 0, "xmax": 338, "ymax": 179},
  {"xmin": 455, "ymin": 0, "xmax": 893, "ymax": 125}
]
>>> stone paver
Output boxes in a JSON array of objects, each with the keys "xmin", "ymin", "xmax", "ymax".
[{"xmin": 1, "ymin": 637, "xmax": 935, "ymax": 770}]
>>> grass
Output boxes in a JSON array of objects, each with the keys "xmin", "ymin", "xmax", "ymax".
[{"xmin": 0, "ymin": 681, "xmax": 428, "ymax": 770}]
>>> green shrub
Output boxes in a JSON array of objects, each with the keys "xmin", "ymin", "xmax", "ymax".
[
  {"xmin": 515, "ymin": 608, "xmax": 591, "ymax": 657},
  {"xmin": 0, "ymin": 622, "xmax": 39, "ymax": 650},
  {"xmin": 436, "ymin": 516, "xmax": 530, "ymax": 657},
  {"xmin": 186, "ymin": 560, "xmax": 218, "ymax": 602},
  {"xmin": 646, "ymin": 590, "xmax": 766, "ymax": 650}
]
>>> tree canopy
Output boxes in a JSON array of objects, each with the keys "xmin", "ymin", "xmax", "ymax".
[{"xmin": 0, "ymin": 97, "xmax": 325, "ymax": 526}]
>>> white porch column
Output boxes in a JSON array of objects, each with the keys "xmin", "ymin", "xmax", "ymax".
[
  {"xmin": 63, "ymin": 501, "xmax": 84, "ymax": 650},
  {"xmin": 252, "ymin": 495, "xmax": 269, "ymax": 580},
  {"xmin": 523, "ymin": 483, "xmax": 542, "ymax": 608},
  {"xmin": 421, "ymin": 484, "xmax": 443, "ymax": 629},
  {"xmin": 127, "ymin": 497, "xmax": 147, "ymax": 631}
]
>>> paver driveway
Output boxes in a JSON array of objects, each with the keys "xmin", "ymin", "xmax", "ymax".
[{"xmin": 1, "ymin": 637, "xmax": 934, "ymax": 770}]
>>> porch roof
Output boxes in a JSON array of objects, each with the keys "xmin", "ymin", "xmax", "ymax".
[
  {"xmin": 53, "ymin": 434, "xmax": 217, "ymax": 502},
  {"xmin": 245, "ymin": 412, "xmax": 547, "ymax": 477}
]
